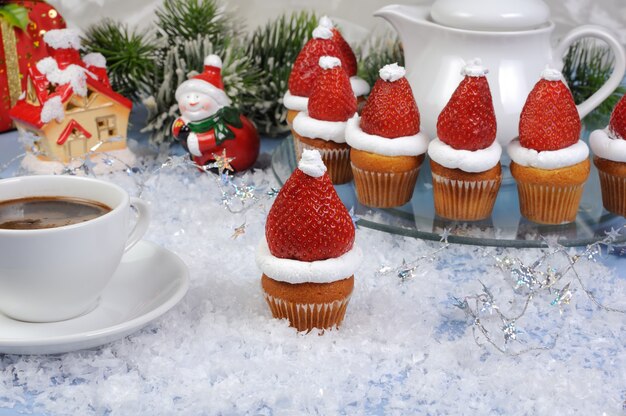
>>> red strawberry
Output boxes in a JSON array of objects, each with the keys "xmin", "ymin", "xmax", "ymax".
[
  {"xmin": 437, "ymin": 72, "xmax": 497, "ymax": 151},
  {"xmin": 288, "ymin": 27, "xmax": 341, "ymax": 97},
  {"xmin": 265, "ymin": 159, "xmax": 355, "ymax": 262},
  {"xmin": 609, "ymin": 94, "xmax": 626, "ymax": 140},
  {"xmin": 319, "ymin": 16, "xmax": 357, "ymax": 77},
  {"xmin": 308, "ymin": 56, "xmax": 356, "ymax": 122},
  {"xmin": 360, "ymin": 65, "xmax": 420, "ymax": 138},
  {"xmin": 519, "ymin": 74, "xmax": 581, "ymax": 151}
]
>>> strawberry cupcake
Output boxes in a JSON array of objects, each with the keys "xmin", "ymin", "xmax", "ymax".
[
  {"xmin": 589, "ymin": 94, "xmax": 626, "ymax": 217},
  {"xmin": 292, "ymin": 56, "xmax": 357, "ymax": 184},
  {"xmin": 428, "ymin": 59, "xmax": 502, "ymax": 221},
  {"xmin": 346, "ymin": 63, "xmax": 429, "ymax": 207},
  {"xmin": 284, "ymin": 20, "xmax": 369, "ymax": 129},
  {"xmin": 508, "ymin": 67, "xmax": 590, "ymax": 224},
  {"xmin": 257, "ymin": 149, "xmax": 362, "ymax": 332}
]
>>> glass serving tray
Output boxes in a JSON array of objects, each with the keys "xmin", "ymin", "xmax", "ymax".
[{"xmin": 271, "ymin": 137, "xmax": 626, "ymax": 248}]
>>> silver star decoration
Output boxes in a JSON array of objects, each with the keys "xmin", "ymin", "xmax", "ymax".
[
  {"xmin": 502, "ymin": 320, "xmax": 518, "ymax": 344},
  {"xmin": 440, "ymin": 227, "xmax": 451, "ymax": 243},
  {"xmin": 605, "ymin": 227, "xmax": 622, "ymax": 241},
  {"xmin": 349, "ymin": 207, "xmax": 360, "ymax": 228},
  {"xmin": 231, "ymin": 222, "xmax": 247, "ymax": 239}
]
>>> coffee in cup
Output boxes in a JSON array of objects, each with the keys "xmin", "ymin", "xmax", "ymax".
[{"xmin": 0, "ymin": 175, "xmax": 150, "ymax": 322}]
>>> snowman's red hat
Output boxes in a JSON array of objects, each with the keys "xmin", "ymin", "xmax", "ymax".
[{"xmin": 175, "ymin": 54, "xmax": 231, "ymax": 107}]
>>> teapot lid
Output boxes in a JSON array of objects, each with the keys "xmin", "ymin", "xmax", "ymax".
[{"xmin": 431, "ymin": 0, "xmax": 551, "ymax": 31}]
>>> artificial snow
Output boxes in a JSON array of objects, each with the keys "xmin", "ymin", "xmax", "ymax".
[
  {"xmin": 36, "ymin": 58, "xmax": 90, "ymax": 97},
  {"xmin": 40, "ymin": 96, "xmax": 65, "ymax": 123},
  {"xmin": 0, "ymin": 145, "xmax": 625, "ymax": 415},
  {"xmin": 43, "ymin": 29, "xmax": 82, "ymax": 50},
  {"xmin": 82, "ymin": 52, "xmax": 107, "ymax": 69}
]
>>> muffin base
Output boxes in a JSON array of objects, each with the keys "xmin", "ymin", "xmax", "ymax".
[
  {"xmin": 261, "ymin": 274, "xmax": 354, "ymax": 332},
  {"xmin": 293, "ymin": 132, "xmax": 353, "ymax": 184},
  {"xmin": 510, "ymin": 159, "xmax": 590, "ymax": 224},
  {"xmin": 350, "ymin": 148, "xmax": 424, "ymax": 208},
  {"xmin": 593, "ymin": 156, "xmax": 626, "ymax": 217},
  {"xmin": 430, "ymin": 160, "xmax": 502, "ymax": 221}
]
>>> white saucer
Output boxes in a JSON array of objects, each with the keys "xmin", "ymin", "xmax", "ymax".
[{"xmin": 0, "ymin": 240, "xmax": 189, "ymax": 355}]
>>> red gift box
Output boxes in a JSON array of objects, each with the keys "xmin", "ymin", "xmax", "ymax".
[{"xmin": 0, "ymin": 1, "xmax": 65, "ymax": 132}]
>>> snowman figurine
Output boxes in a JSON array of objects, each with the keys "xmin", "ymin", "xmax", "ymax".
[{"xmin": 172, "ymin": 55, "xmax": 260, "ymax": 171}]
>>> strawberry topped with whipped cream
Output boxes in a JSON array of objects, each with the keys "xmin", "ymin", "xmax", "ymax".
[
  {"xmin": 508, "ymin": 67, "xmax": 590, "ymax": 224},
  {"xmin": 345, "ymin": 63, "xmax": 429, "ymax": 207},
  {"xmin": 428, "ymin": 59, "xmax": 502, "ymax": 221},
  {"xmin": 292, "ymin": 56, "xmax": 357, "ymax": 184},
  {"xmin": 429, "ymin": 59, "xmax": 501, "ymax": 172},
  {"xmin": 283, "ymin": 20, "xmax": 369, "ymax": 124},
  {"xmin": 508, "ymin": 67, "xmax": 589, "ymax": 170},
  {"xmin": 589, "ymin": 93, "xmax": 626, "ymax": 217},
  {"xmin": 257, "ymin": 149, "xmax": 361, "ymax": 331}
]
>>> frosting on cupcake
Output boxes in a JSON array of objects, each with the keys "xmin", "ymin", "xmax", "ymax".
[
  {"xmin": 589, "ymin": 128, "xmax": 626, "ymax": 163},
  {"xmin": 507, "ymin": 139, "xmax": 589, "ymax": 169},
  {"xmin": 345, "ymin": 115, "xmax": 428, "ymax": 156},
  {"xmin": 283, "ymin": 90, "xmax": 309, "ymax": 111},
  {"xmin": 292, "ymin": 112, "xmax": 348, "ymax": 143},
  {"xmin": 256, "ymin": 239, "xmax": 362, "ymax": 284},
  {"xmin": 429, "ymin": 138, "xmax": 502, "ymax": 172}
]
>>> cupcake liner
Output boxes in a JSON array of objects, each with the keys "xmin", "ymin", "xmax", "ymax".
[
  {"xmin": 431, "ymin": 171, "xmax": 501, "ymax": 221},
  {"xmin": 597, "ymin": 168, "xmax": 626, "ymax": 217},
  {"xmin": 263, "ymin": 292, "xmax": 352, "ymax": 332},
  {"xmin": 351, "ymin": 163, "xmax": 420, "ymax": 208},
  {"xmin": 294, "ymin": 136, "xmax": 352, "ymax": 184},
  {"xmin": 516, "ymin": 182, "xmax": 584, "ymax": 224}
]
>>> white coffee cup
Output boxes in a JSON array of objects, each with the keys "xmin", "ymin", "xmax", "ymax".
[{"xmin": 0, "ymin": 175, "xmax": 150, "ymax": 322}]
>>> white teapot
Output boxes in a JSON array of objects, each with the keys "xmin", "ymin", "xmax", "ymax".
[{"xmin": 375, "ymin": 0, "xmax": 626, "ymax": 145}]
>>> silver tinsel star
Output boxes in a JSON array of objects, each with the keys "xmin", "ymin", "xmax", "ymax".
[
  {"xmin": 502, "ymin": 320, "xmax": 519, "ymax": 344},
  {"xmin": 440, "ymin": 228, "xmax": 451, "ymax": 243},
  {"xmin": 551, "ymin": 282, "xmax": 572, "ymax": 312},
  {"xmin": 349, "ymin": 207, "xmax": 360, "ymax": 228},
  {"xmin": 231, "ymin": 222, "xmax": 246, "ymax": 239},
  {"xmin": 605, "ymin": 227, "xmax": 622, "ymax": 241},
  {"xmin": 266, "ymin": 187, "xmax": 280, "ymax": 198},
  {"xmin": 397, "ymin": 260, "xmax": 415, "ymax": 281}
]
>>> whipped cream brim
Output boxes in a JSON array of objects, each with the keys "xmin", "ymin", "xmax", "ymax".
[
  {"xmin": 507, "ymin": 139, "xmax": 589, "ymax": 170},
  {"xmin": 256, "ymin": 239, "xmax": 362, "ymax": 284},
  {"xmin": 292, "ymin": 112, "xmax": 348, "ymax": 143},
  {"xmin": 283, "ymin": 90, "xmax": 308, "ymax": 112},
  {"xmin": 345, "ymin": 115, "xmax": 428, "ymax": 156},
  {"xmin": 590, "ymin": 128, "xmax": 626, "ymax": 163},
  {"xmin": 428, "ymin": 138, "xmax": 502, "ymax": 172}
]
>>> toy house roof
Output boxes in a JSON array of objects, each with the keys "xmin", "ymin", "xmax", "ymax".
[{"xmin": 9, "ymin": 48, "xmax": 132, "ymax": 130}]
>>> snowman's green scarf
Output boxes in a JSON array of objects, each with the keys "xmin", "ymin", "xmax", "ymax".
[{"xmin": 188, "ymin": 106, "xmax": 243, "ymax": 145}]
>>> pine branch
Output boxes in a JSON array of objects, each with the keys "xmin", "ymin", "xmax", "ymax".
[
  {"xmin": 81, "ymin": 20, "xmax": 157, "ymax": 100},
  {"xmin": 357, "ymin": 33, "xmax": 404, "ymax": 88},
  {"xmin": 562, "ymin": 39, "xmax": 626, "ymax": 127},
  {"xmin": 244, "ymin": 11, "xmax": 318, "ymax": 137}
]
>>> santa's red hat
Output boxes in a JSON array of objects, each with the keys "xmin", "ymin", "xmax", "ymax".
[{"xmin": 175, "ymin": 55, "xmax": 231, "ymax": 107}]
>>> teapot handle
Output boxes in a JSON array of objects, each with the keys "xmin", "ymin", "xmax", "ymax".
[{"xmin": 554, "ymin": 25, "xmax": 626, "ymax": 119}]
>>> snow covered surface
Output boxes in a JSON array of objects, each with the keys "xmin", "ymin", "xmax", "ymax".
[
  {"xmin": 0, "ymin": 143, "xmax": 625, "ymax": 415},
  {"xmin": 36, "ymin": 58, "xmax": 89, "ymax": 97}
]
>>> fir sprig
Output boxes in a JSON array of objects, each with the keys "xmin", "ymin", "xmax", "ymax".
[
  {"xmin": 81, "ymin": 20, "xmax": 157, "ymax": 100},
  {"xmin": 357, "ymin": 33, "xmax": 404, "ymax": 88},
  {"xmin": 244, "ymin": 11, "xmax": 318, "ymax": 136},
  {"xmin": 154, "ymin": 0, "xmax": 240, "ymax": 47},
  {"xmin": 563, "ymin": 39, "xmax": 626, "ymax": 127}
]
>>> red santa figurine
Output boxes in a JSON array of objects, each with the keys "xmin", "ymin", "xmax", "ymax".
[{"xmin": 172, "ymin": 55, "xmax": 260, "ymax": 171}]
